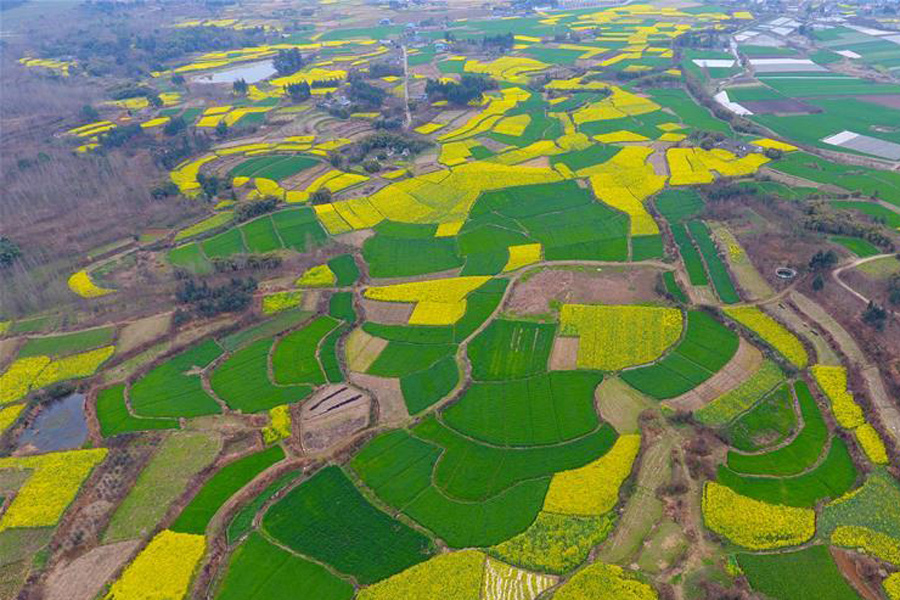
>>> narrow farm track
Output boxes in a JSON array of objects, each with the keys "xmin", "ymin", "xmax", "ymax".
[
  {"xmin": 788, "ymin": 290, "xmax": 900, "ymax": 445},
  {"xmin": 596, "ymin": 433, "xmax": 673, "ymax": 565},
  {"xmin": 832, "ymin": 253, "xmax": 895, "ymax": 306}
]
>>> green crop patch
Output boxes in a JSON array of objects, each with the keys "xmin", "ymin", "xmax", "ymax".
[
  {"xmin": 443, "ymin": 371, "xmax": 602, "ymax": 446},
  {"xmin": 466, "ymin": 320, "xmax": 556, "ymax": 380},
  {"xmin": 716, "ymin": 435, "xmax": 858, "ymax": 508},
  {"xmin": 687, "ymin": 220, "xmax": 739, "ymax": 303},
  {"xmin": 329, "ymin": 291, "xmax": 357, "ymax": 323},
  {"xmin": 726, "ymin": 382, "xmax": 826, "ymax": 476},
  {"xmin": 227, "ymin": 471, "xmax": 302, "ymax": 544},
  {"xmin": 220, "ymin": 309, "xmax": 312, "ymax": 352},
  {"xmin": 319, "ymin": 325, "xmax": 348, "ymax": 383},
  {"xmin": 831, "ymin": 201, "xmax": 900, "ymax": 228},
  {"xmin": 272, "ymin": 316, "xmax": 340, "ymax": 385},
  {"xmin": 830, "ymin": 235, "xmax": 881, "ymax": 258},
  {"xmin": 202, "ymin": 228, "xmax": 248, "ymax": 258},
  {"xmin": 172, "ymin": 445, "xmax": 285, "ymax": 534},
  {"xmin": 695, "ymin": 360, "xmax": 785, "ymax": 427},
  {"xmin": 262, "ymin": 466, "xmax": 434, "ymax": 584},
  {"xmin": 215, "ymin": 533, "xmax": 353, "ymax": 600},
  {"xmin": 632, "ymin": 235, "xmax": 664, "ymax": 261},
  {"xmin": 104, "ymin": 432, "xmax": 221, "ymax": 543},
  {"xmin": 737, "ymin": 546, "xmax": 860, "ymax": 600},
  {"xmin": 721, "ymin": 383, "xmax": 797, "ymax": 452},
  {"xmin": 820, "ymin": 469, "xmax": 900, "ymax": 539},
  {"xmin": 622, "ymin": 310, "xmax": 738, "ymax": 399},
  {"xmin": 240, "ymin": 217, "xmax": 282, "ymax": 254},
  {"xmin": 211, "ymin": 339, "xmax": 312, "ymax": 413},
  {"xmin": 663, "ymin": 271, "xmax": 687, "ymax": 303},
  {"xmin": 367, "ymin": 341, "xmax": 455, "ymax": 378},
  {"xmin": 415, "ymin": 415, "xmax": 617, "ymax": 501},
  {"xmin": 130, "ymin": 339, "xmax": 223, "ymax": 418},
  {"xmin": 96, "ymin": 384, "xmax": 178, "ymax": 438},
  {"xmin": 400, "ymin": 355, "xmax": 459, "ymax": 414},
  {"xmin": 216, "ymin": 532, "xmax": 353, "ymax": 600},
  {"xmin": 363, "ymin": 222, "xmax": 463, "ymax": 278},
  {"xmin": 327, "ymin": 254, "xmax": 360, "ymax": 286},
  {"xmin": 551, "ymin": 144, "xmax": 619, "ymax": 171},
  {"xmin": 351, "ymin": 429, "xmax": 550, "ymax": 548},
  {"xmin": 19, "ymin": 326, "xmax": 116, "ymax": 358},
  {"xmin": 271, "ymin": 208, "xmax": 328, "ymax": 252},
  {"xmin": 168, "ymin": 243, "xmax": 212, "ymax": 274}
]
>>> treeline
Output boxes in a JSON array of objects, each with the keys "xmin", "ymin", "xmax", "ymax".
[
  {"xmin": 425, "ymin": 74, "xmax": 497, "ymax": 106},
  {"xmin": 41, "ymin": 23, "xmax": 268, "ymax": 77},
  {"xmin": 803, "ymin": 202, "xmax": 896, "ymax": 251},
  {"xmin": 175, "ymin": 277, "xmax": 257, "ymax": 318}
]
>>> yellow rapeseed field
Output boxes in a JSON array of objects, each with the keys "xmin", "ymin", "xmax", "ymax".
[
  {"xmin": 68, "ymin": 270, "xmax": 115, "ymax": 298},
  {"xmin": 560, "ymin": 304, "xmax": 682, "ymax": 370},
  {"xmin": 724, "ymin": 306, "xmax": 808, "ymax": 368},
  {"xmin": 104, "ymin": 530, "xmax": 206, "ymax": 600},
  {"xmin": 0, "ymin": 448, "xmax": 108, "ymax": 530},
  {"xmin": 702, "ymin": 482, "xmax": 815, "ymax": 550},
  {"xmin": 544, "ymin": 434, "xmax": 641, "ymax": 515}
]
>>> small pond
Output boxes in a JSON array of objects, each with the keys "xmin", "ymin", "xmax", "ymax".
[
  {"xmin": 194, "ymin": 60, "xmax": 276, "ymax": 84},
  {"xmin": 17, "ymin": 392, "xmax": 88, "ymax": 453}
]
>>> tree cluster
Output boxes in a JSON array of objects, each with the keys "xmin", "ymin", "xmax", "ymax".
[
  {"xmin": 175, "ymin": 277, "xmax": 257, "ymax": 317},
  {"xmin": 273, "ymin": 48, "xmax": 305, "ymax": 76},
  {"xmin": 425, "ymin": 74, "xmax": 497, "ymax": 106}
]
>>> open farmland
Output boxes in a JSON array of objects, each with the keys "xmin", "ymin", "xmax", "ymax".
[{"xmin": 2, "ymin": 0, "xmax": 900, "ymax": 598}]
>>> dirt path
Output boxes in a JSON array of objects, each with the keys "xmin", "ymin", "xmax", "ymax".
[
  {"xmin": 596, "ymin": 434, "xmax": 673, "ymax": 565},
  {"xmin": 788, "ymin": 290, "xmax": 900, "ymax": 446},
  {"xmin": 402, "ymin": 45, "xmax": 411, "ymax": 131},
  {"xmin": 832, "ymin": 253, "xmax": 894, "ymax": 306}
]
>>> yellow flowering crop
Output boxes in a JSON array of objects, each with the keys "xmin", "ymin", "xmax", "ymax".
[
  {"xmin": 885, "ymin": 572, "xmax": 900, "ymax": 600},
  {"xmin": 504, "ymin": 243, "xmax": 542, "ymax": 272},
  {"xmin": 832, "ymin": 525, "xmax": 900, "ymax": 565},
  {"xmin": 415, "ymin": 122, "xmax": 445, "ymax": 135},
  {"xmin": 67, "ymin": 121, "xmax": 115, "ymax": 137},
  {"xmin": 490, "ymin": 140, "xmax": 562, "ymax": 165},
  {"xmin": 658, "ymin": 132, "xmax": 686, "ymax": 142},
  {"xmin": 553, "ymin": 561, "xmax": 658, "ymax": 600},
  {"xmin": 572, "ymin": 86, "xmax": 660, "ymax": 123},
  {"xmin": 811, "ymin": 365, "xmax": 865, "ymax": 428},
  {"xmin": 463, "ymin": 57, "xmax": 549, "ymax": 83},
  {"xmin": 140, "ymin": 117, "xmax": 170, "ymax": 129},
  {"xmin": 702, "ymin": 482, "xmax": 815, "ymax": 550},
  {"xmin": 483, "ymin": 557, "xmax": 556, "ymax": 600},
  {"xmin": 0, "ymin": 448, "xmax": 107, "ymax": 530},
  {"xmin": 544, "ymin": 434, "xmax": 641, "ymax": 515},
  {"xmin": 560, "ymin": 304, "xmax": 682, "ymax": 370},
  {"xmin": 366, "ymin": 276, "xmax": 490, "ymax": 326},
  {"xmin": 751, "ymin": 138, "xmax": 797, "ymax": 152},
  {"xmin": 493, "ymin": 114, "xmax": 531, "ymax": 136},
  {"xmin": 262, "ymin": 291, "xmax": 303, "ymax": 315},
  {"xmin": 580, "ymin": 147, "xmax": 664, "ymax": 236},
  {"xmin": 0, "ymin": 404, "xmax": 25, "ymax": 435},
  {"xmin": 0, "ymin": 356, "xmax": 50, "ymax": 403},
  {"xmin": 367, "ymin": 161, "xmax": 561, "ymax": 225},
  {"xmin": 68, "ymin": 270, "xmax": 115, "ymax": 298},
  {"xmin": 296, "ymin": 264, "xmax": 336, "ymax": 287},
  {"xmin": 262, "ymin": 404, "xmax": 292, "ymax": 444},
  {"xmin": 440, "ymin": 141, "xmax": 473, "ymax": 167},
  {"xmin": 724, "ymin": 307, "xmax": 808, "ymax": 368},
  {"xmin": 668, "ymin": 148, "xmax": 770, "ymax": 186},
  {"xmin": 313, "ymin": 203, "xmax": 352, "ymax": 234},
  {"xmin": 104, "ymin": 530, "xmax": 206, "ymax": 600},
  {"xmin": 855, "ymin": 424, "xmax": 888, "ymax": 465},
  {"xmin": 32, "ymin": 346, "xmax": 115, "ymax": 389},
  {"xmin": 357, "ymin": 550, "xmax": 485, "ymax": 600},
  {"xmin": 325, "ymin": 172, "xmax": 369, "ymax": 192},
  {"xmin": 593, "ymin": 131, "xmax": 650, "ymax": 143}
]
